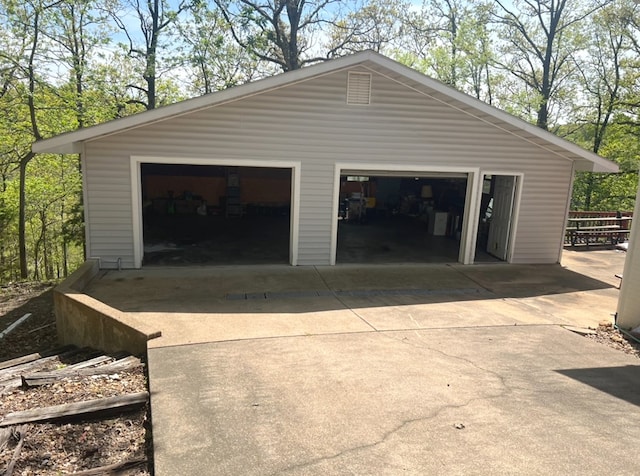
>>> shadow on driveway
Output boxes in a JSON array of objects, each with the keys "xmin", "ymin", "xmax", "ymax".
[
  {"xmin": 84, "ymin": 263, "xmax": 615, "ymax": 315},
  {"xmin": 556, "ymin": 365, "xmax": 640, "ymax": 408}
]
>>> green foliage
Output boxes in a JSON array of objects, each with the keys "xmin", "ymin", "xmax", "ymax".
[
  {"xmin": 571, "ymin": 123, "xmax": 639, "ymax": 212},
  {"xmin": 0, "ymin": 154, "xmax": 83, "ymax": 281},
  {"xmin": 325, "ymin": 0, "xmax": 408, "ymax": 56},
  {"xmin": 174, "ymin": 4, "xmax": 263, "ymax": 94}
]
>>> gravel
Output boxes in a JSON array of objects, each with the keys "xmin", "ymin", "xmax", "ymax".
[{"xmin": 585, "ymin": 321, "xmax": 640, "ymax": 359}]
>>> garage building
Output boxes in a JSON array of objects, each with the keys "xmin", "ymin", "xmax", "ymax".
[{"xmin": 33, "ymin": 51, "xmax": 617, "ymax": 268}]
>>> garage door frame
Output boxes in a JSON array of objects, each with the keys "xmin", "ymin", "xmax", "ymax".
[
  {"xmin": 331, "ymin": 163, "xmax": 481, "ymax": 265},
  {"xmin": 130, "ymin": 155, "xmax": 301, "ymax": 268},
  {"xmin": 476, "ymin": 170, "xmax": 524, "ymax": 264}
]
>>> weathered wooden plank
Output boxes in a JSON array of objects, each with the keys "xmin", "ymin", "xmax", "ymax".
[
  {"xmin": 4, "ymin": 425, "xmax": 27, "ymax": 476},
  {"xmin": 0, "ymin": 345, "xmax": 79, "ymax": 378},
  {"xmin": 65, "ymin": 355, "xmax": 114, "ymax": 370},
  {"xmin": 95, "ymin": 356, "xmax": 142, "ymax": 372},
  {"xmin": 22, "ymin": 357, "xmax": 143, "ymax": 387},
  {"xmin": 68, "ymin": 457, "xmax": 147, "ymax": 475},
  {"xmin": 0, "ymin": 378, "xmax": 22, "ymax": 395},
  {"xmin": 0, "ymin": 346, "xmax": 76, "ymax": 372},
  {"xmin": 0, "ymin": 313, "xmax": 33, "ymax": 340},
  {"xmin": 0, "ymin": 392, "xmax": 149, "ymax": 427},
  {"xmin": 0, "ymin": 347, "xmax": 84, "ymax": 381},
  {"xmin": 108, "ymin": 355, "xmax": 141, "ymax": 367},
  {"xmin": 0, "ymin": 427, "xmax": 11, "ymax": 451}
]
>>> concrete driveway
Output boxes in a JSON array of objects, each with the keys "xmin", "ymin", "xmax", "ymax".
[
  {"xmin": 85, "ymin": 250, "xmax": 640, "ymax": 474},
  {"xmin": 149, "ymin": 326, "xmax": 639, "ymax": 475}
]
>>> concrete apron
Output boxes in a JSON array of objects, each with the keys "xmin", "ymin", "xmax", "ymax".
[{"xmin": 83, "ymin": 259, "xmax": 622, "ymax": 349}]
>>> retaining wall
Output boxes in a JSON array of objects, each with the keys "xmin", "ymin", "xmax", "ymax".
[{"xmin": 54, "ymin": 260, "xmax": 161, "ymax": 355}]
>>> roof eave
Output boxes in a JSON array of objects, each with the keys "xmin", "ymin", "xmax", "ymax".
[
  {"xmin": 575, "ymin": 159, "xmax": 619, "ymax": 173},
  {"xmin": 32, "ymin": 140, "xmax": 81, "ymax": 154},
  {"xmin": 30, "ymin": 50, "xmax": 620, "ymax": 175}
]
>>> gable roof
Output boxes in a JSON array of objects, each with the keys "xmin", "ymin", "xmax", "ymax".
[{"xmin": 33, "ymin": 50, "xmax": 617, "ymax": 173}]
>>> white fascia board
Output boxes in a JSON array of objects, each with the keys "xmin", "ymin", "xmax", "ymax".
[
  {"xmin": 337, "ymin": 163, "xmax": 473, "ymax": 174},
  {"xmin": 32, "ymin": 141, "xmax": 83, "ymax": 154},
  {"xmin": 32, "ymin": 51, "xmax": 378, "ymax": 155},
  {"xmin": 574, "ymin": 159, "xmax": 620, "ymax": 173}
]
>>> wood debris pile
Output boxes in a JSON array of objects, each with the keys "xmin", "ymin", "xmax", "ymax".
[{"xmin": 0, "ymin": 347, "xmax": 151, "ymax": 475}]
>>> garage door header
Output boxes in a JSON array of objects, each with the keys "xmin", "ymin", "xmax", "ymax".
[{"xmin": 341, "ymin": 170, "xmax": 468, "ymax": 179}]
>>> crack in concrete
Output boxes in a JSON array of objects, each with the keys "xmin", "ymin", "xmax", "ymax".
[
  {"xmin": 312, "ymin": 266, "xmax": 378, "ymax": 332},
  {"xmin": 276, "ymin": 328, "xmax": 511, "ymax": 475},
  {"xmin": 503, "ymin": 297, "xmax": 567, "ymax": 324},
  {"xmin": 447, "ymin": 264, "xmax": 496, "ymax": 295},
  {"xmin": 226, "ymin": 288, "xmax": 489, "ymax": 300},
  {"xmin": 276, "ymin": 389, "xmax": 509, "ymax": 475},
  {"xmin": 384, "ymin": 329, "xmax": 511, "ymax": 393}
]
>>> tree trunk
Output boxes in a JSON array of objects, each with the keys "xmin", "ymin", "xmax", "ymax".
[
  {"xmin": 584, "ymin": 173, "xmax": 595, "ymax": 210},
  {"xmin": 145, "ymin": 0, "xmax": 160, "ymax": 109},
  {"xmin": 19, "ymin": 152, "xmax": 35, "ymax": 279},
  {"xmin": 20, "ymin": 8, "xmax": 42, "ymax": 279},
  {"xmin": 39, "ymin": 210, "xmax": 53, "ymax": 280}
]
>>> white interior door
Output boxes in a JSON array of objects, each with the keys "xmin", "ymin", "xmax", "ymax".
[{"xmin": 487, "ymin": 175, "xmax": 516, "ymax": 261}]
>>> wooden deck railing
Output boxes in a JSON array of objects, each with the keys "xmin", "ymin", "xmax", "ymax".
[{"xmin": 565, "ymin": 211, "xmax": 633, "ymax": 247}]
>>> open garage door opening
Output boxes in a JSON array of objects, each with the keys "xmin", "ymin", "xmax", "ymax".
[
  {"xmin": 336, "ymin": 172, "xmax": 485, "ymax": 264},
  {"xmin": 336, "ymin": 171, "xmax": 467, "ymax": 263},
  {"xmin": 141, "ymin": 164, "xmax": 292, "ymax": 265}
]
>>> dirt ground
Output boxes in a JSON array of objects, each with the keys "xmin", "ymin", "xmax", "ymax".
[
  {"xmin": 0, "ymin": 283, "xmax": 152, "ymax": 475},
  {"xmin": 0, "ymin": 283, "xmax": 58, "ymax": 361}
]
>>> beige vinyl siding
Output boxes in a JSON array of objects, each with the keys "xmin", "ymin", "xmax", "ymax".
[
  {"xmin": 618, "ymin": 261, "xmax": 640, "ymax": 330},
  {"xmin": 83, "ymin": 151, "xmax": 134, "ymax": 268},
  {"xmin": 616, "ymin": 182, "xmax": 640, "ymax": 329},
  {"xmin": 84, "ymin": 67, "xmax": 572, "ymax": 267}
]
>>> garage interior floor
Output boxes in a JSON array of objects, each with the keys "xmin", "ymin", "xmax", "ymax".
[
  {"xmin": 142, "ymin": 213, "xmax": 499, "ymax": 266},
  {"xmin": 143, "ymin": 214, "xmax": 290, "ymax": 266},
  {"xmin": 337, "ymin": 215, "xmax": 498, "ymax": 264}
]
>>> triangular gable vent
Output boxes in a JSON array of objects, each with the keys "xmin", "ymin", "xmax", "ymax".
[{"xmin": 347, "ymin": 72, "xmax": 371, "ymax": 105}]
